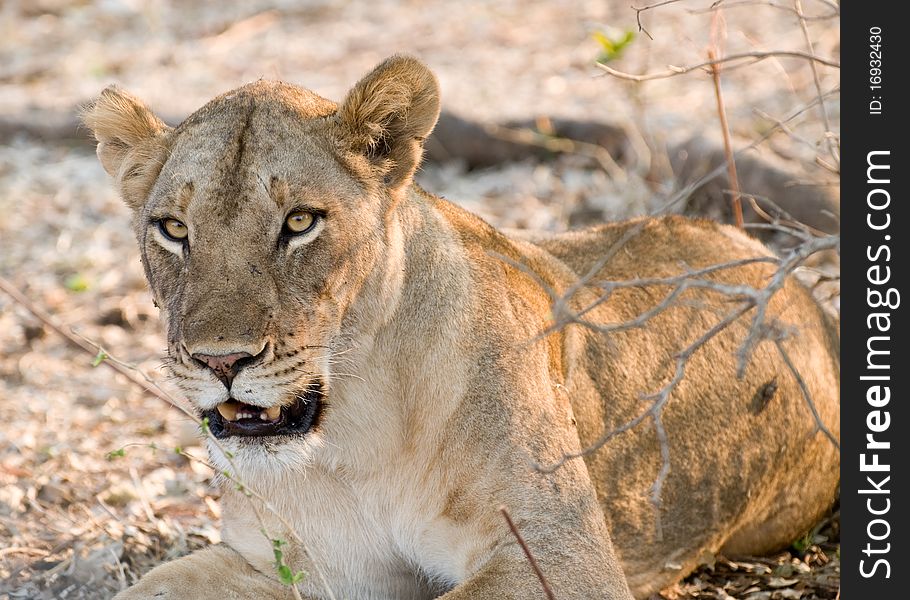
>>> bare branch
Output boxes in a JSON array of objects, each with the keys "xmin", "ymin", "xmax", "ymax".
[
  {"xmin": 773, "ymin": 338, "xmax": 840, "ymax": 450},
  {"xmin": 794, "ymin": 0, "xmax": 840, "ymax": 171},
  {"xmin": 662, "ymin": 85, "xmax": 839, "ymax": 217},
  {"xmin": 0, "ymin": 276, "xmax": 185, "ymax": 411},
  {"xmin": 735, "ymin": 234, "xmax": 839, "ymax": 375},
  {"xmin": 596, "ymin": 50, "xmax": 839, "ymax": 82},
  {"xmin": 631, "ymin": 0, "xmax": 686, "ymax": 39},
  {"xmin": 556, "ymin": 257, "xmax": 778, "ymax": 336}
]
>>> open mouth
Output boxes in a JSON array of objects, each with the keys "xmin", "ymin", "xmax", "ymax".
[{"xmin": 202, "ymin": 384, "xmax": 324, "ymax": 439}]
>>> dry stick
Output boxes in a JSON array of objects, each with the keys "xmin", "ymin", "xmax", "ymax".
[
  {"xmin": 495, "ymin": 89, "xmax": 841, "ymax": 482},
  {"xmin": 707, "ymin": 47, "xmax": 744, "ymax": 229},
  {"xmin": 739, "ymin": 189, "xmax": 830, "ymax": 239},
  {"xmin": 753, "ymin": 107, "xmax": 819, "ymax": 151},
  {"xmin": 0, "ymin": 276, "xmax": 334, "ymax": 600},
  {"xmin": 794, "ymin": 0, "xmax": 840, "ymax": 171},
  {"xmin": 497, "ymin": 255, "xmax": 780, "ymax": 341},
  {"xmin": 596, "ymin": 50, "xmax": 839, "ymax": 82},
  {"xmin": 498, "ymin": 506, "xmax": 556, "ymax": 600}
]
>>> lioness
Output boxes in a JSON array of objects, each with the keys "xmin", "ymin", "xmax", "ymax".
[{"xmin": 84, "ymin": 56, "xmax": 839, "ymax": 599}]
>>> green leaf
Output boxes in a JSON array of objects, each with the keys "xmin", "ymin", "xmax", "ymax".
[
  {"xmin": 277, "ymin": 564, "xmax": 305, "ymax": 585},
  {"xmin": 64, "ymin": 273, "xmax": 90, "ymax": 292},
  {"xmin": 271, "ymin": 539, "xmax": 306, "ymax": 585},
  {"xmin": 91, "ymin": 350, "xmax": 108, "ymax": 367},
  {"xmin": 791, "ymin": 531, "xmax": 812, "ymax": 553},
  {"xmin": 106, "ymin": 448, "xmax": 126, "ymax": 460},
  {"xmin": 593, "ymin": 28, "xmax": 636, "ymax": 63}
]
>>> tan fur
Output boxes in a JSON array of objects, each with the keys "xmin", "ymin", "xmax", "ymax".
[{"xmin": 84, "ymin": 56, "xmax": 839, "ymax": 600}]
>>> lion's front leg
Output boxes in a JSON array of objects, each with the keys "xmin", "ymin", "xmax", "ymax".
[
  {"xmin": 115, "ymin": 544, "xmax": 302, "ymax": 600},
  {"xmin": 438, "ymin": 546, "xmax": 633, "ymax": 600}
]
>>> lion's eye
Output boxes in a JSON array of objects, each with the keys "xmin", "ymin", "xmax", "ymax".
[
  {"xmin": 160, "ymin": 218, "xmax": 188, "ymax": 241},
  {"xmin": 285, "ymin": 210, "xmax": 317, "ymax": 234}
]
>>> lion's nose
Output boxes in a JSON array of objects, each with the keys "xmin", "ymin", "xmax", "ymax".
[{"xmin": 191, "ymin": 351, "xmax": 255, "ymax": 389}]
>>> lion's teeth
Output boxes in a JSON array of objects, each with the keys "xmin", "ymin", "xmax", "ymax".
[
  {"xmin": 217, "ymin": 402, "xmax": 280, "ymax": 422},
  {"xmin": 216, "ymin": 403, "xmax": 238, "ymax": 421}
]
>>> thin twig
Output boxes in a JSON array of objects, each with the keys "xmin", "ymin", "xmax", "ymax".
[
  {"xmin": 550, "ymin": 257, "xmax": 778, "ymax": 338},
  {"xmin": 498, "ymin": 506, "xmax": 556, "ymax": 600},
  {"xmin": 735, "ymin": 234, "xmax": 839, "ymax": 374},
  {"xmin": 596, "ymin": 50, "xmax": 839, "ymax": 82},
  {"xmin": 773, "ymin": 338, "xmax": 840, "ymax": 449},
  {"xmin": 631, "ymin": 0, "xmax": 685, "ymax": 39},
  {"xmin": 663, "ymin": 85, "xmax": 838, "ymax": 218},
  {"xmin": 708, "ymin": 44, "xmax": 744, "ymax": 228},
  {"xmin": 794, "ymin": 0, "xmax": 840, "ymax": 171}
]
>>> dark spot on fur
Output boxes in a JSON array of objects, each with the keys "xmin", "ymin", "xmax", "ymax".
[
  {"xmin": 249, "ymin": 263, "xmax": 262, "ymax": 275},
  {"xmin": 751, "ymin": 378, "xmax": 778, "ymax": 414}
]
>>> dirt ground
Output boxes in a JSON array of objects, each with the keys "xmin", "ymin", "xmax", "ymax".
[{"xmin": 0, "ymin": 1, "xmax": 839, "ymax": 598}]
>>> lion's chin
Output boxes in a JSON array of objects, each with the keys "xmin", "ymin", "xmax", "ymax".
[{"xmin": 201, "ymin": 383, "xmax": 324, "ymax": 440}]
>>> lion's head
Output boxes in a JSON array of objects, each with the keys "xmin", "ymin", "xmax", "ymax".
[{"xmin": 84, "ymin": 56, "xmax": 441, "ymax": 468}]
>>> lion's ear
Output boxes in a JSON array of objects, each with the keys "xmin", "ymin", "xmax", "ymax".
[
  {"xmin": 82, "ymin": 86, "xmax": 171, "ymax": 210},
  {"xmin": 337, "ymin": 55, "xmax": 441, "ymax": 189}
]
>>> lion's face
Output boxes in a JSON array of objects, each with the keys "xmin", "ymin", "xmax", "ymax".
[{"xmin": 84, "ymin": 58, "xmax": 440, "ymax": 466}]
